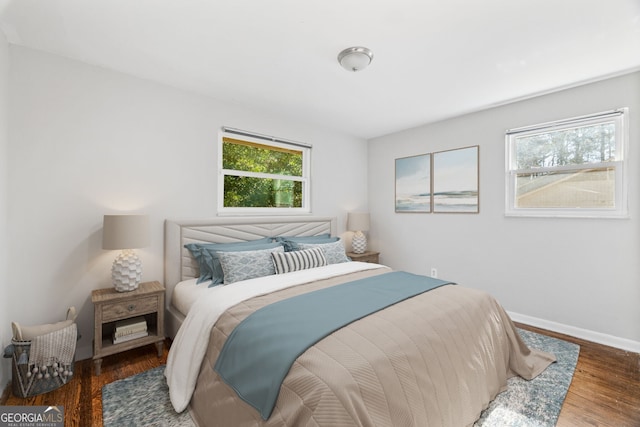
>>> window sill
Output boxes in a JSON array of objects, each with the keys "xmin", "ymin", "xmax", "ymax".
[
  {"xmin": 504, "ymin": 210, "xmax": 630, "ymax": 219},
  {"xmin": 217, "ymin": 208, "xmax": 312, "ymax": 217}
]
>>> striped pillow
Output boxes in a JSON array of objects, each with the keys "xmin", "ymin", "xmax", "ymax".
[{"xmin": 272, "ymin": 247, "xmax": 327, "ymax": 274}]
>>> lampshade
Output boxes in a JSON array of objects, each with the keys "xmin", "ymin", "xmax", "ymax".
[
  {"xmin": 337, "ymin": 47, "xmax": 374, "ymax": 72},
  {"xmin": 102, "ymin": 215, "xmax": 150, "ymax": 250},
  {"xmin": 347, "ymin": 212, "xmax": 370, "ymax": 232},
  {"xmin": 102, "ymin": 214, "xmax": 150, "ymax": 292}
]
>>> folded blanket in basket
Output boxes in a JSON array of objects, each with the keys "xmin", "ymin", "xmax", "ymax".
[
  {"xmin": 29, "ymin": 323, "xmax": 77, "ymax": 369},
  {"xmin": 8, "ymin": 323, "xmax": 77, "ymax": 397}
]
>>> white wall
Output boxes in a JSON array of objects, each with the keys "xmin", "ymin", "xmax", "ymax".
[
  {"xmin": 0, "ymin": 27, "xmax": 10, "ymax": 389},
  {"xmin": 6, "ymin": 45, "xmax": 369, "ymax": 359},
  {"xmin": 369, "ymin": 72, "xmax": 640, "ymax": 350}
]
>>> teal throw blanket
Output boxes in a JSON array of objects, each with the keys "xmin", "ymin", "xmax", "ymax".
[{"xmin": 214, "ymin": 271, "xmax": 453, "ymax": 419}]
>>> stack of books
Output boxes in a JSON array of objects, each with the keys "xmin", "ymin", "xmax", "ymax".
[{"xmin": 113, "ymin": 316, "xmax": 148, "ymax": 344}]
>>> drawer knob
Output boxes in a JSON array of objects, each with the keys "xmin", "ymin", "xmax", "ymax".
[{"xmin": 127, "ymin": 304, "xmax": 136, "ymax": 312}]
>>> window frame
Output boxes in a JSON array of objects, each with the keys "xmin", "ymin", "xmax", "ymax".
[
  {"xmin": 217, "ymin": 129, "xmax": 312, "ymax": 215},
  {"xmin": 505, "ymin": 108, "xmax": 629, "ymax": 219}
]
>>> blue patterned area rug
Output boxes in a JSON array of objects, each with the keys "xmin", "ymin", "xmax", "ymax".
[
  {"xmin": 102, "ymin": 329, "xmax": 579, "ymax": 427},
  {"xmin": 475, "ymin": 329, "xmax": 580, "ymax": 426},
  {"xmin": 102, "ymin": 366, "xmax": 194, "ymax": 427}
]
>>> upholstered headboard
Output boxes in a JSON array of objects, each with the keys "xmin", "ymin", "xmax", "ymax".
[{"xmin": 164, "ymin": 216, "xmax": 337, "ymax": 299}]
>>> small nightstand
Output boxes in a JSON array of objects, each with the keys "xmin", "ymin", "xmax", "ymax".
[
  {"xmin": 347, "ymin": 251, "xmax": 380, "ymax": 264},
  {"xmin": 92, "ymin": 281, "xmax": 165, "ymax": 375}
]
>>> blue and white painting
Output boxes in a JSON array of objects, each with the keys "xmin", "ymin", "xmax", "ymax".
[
  {"xmin": 433, "ymin": 146, "xmax": 479, "ymax": 213},
  {"xmin": 395, "ymin": 154, "xmax": 431, "ymax": 212}
]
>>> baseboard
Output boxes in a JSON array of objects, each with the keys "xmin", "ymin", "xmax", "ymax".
[{"xmin": 508, "ymin": 311, "xmax": 640, "ymax": 353}]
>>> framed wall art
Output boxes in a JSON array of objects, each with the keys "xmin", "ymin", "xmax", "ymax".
[
  {"xmin": 395, "ymin": 154, "xmax": 431, "ymax": 213},
  {"xmin": 432, "ymin": 146, "xmax": 479, "ymax": 213}
]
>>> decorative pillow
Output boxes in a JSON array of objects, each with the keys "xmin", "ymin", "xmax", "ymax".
[
  {"xmin": 275, "ymin": 234, "xmax": 338, "ymax": 252},
  {"xmin": 12, "ymin": 307, "xmax": 78, "ymax": 341},
  {"xmin": 184, "ymin": 237, "xmax": 274, "ymax": 284},
  {"xmin": 272, "ymin": 247, "xmax": 327, "ymax": 274},
  {"xmin": 297, "ymin": 239, "xmax": 350, "ymax": 265},
  {"xmin": 202, "ymin": 242, "xmax": 282, "ymax": 285},
  {"xmin": 218, "ymin": 246, "xmax": 285, "ymax": 284}
]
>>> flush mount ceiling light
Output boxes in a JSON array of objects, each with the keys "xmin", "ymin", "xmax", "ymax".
[{"xmin": 337, "ymin": 46, "xmax": 374, "ymax": 72}]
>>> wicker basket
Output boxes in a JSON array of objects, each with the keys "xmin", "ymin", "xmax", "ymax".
[{"xmin": 5, "ymin": 324, "xmax": 76, "ymax": 398}]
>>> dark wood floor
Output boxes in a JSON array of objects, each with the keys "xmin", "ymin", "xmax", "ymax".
[
  {"xmin": 517, "ymin": 324, "xmax": 640, "ymax": 427},
  {"xmin": 1, "ymin": 342, "xmax": 169, "ymax": 427},
  {"xmin": 1, "ymin": 325, "xmax": 639, "ymax": 426}
]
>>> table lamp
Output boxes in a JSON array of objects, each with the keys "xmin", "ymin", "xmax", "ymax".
[
  {"xmin": 347, "ymin": 212, "xmax": 370, "ymax": 254},
  {"xmin": 102, "ymin": 214, "xmax": 150, "ymax": 292}
]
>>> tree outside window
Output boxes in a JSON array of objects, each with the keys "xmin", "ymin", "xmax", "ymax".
[
  {"xmin": 219, "ymin": 135, "xmax": 310, "ymax": 213},
  {"xmin": 506, "ymin": 109, "xmax": 628, "ymax": 218}
]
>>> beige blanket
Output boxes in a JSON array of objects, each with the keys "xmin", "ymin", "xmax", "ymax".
[{"xmin": 189, "ymin": 267, "xmax": 555, "ymax": 427}]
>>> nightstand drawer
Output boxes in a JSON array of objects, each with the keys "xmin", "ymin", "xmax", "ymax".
[
  {"xmin": 347, "ymin": 251, "xmax": 380, "ymax": 264},
  {"xmin": 101, "ymin": 296, "xmax": 158, "ymax": 322}
]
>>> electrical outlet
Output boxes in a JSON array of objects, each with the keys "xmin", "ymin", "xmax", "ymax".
[{"xmin": 430, "ymin": 267, "xmax": 438, "ymax": 278}]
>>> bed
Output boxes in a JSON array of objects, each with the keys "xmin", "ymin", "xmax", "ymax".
[
  {"xmin": 163, "ymin": 216, "xmax": 340, "ymax": 338},
  {"xmin": 163, "ymin": 216, "xmax": 555, "ymax": 427}
]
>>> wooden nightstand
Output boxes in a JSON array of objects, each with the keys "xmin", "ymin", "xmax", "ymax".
[
  {"xmin": 347, "ymin": 251, "xmax": 380, "ymax": 264},
  {"xmin": 92, "ymin": 281, "xmax": 165, "ymax": 375}
]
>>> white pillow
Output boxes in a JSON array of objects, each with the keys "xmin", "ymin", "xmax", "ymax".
[{"xmin": 12, "ymin": 307, "xmax": 77, "ymax": 341}]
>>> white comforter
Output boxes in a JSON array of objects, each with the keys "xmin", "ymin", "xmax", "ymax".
[{"xmin": 165, "ymin": 262, "xmax": 384, "ymax": 413}]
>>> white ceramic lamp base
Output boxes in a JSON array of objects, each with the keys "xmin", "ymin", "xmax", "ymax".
[
  {"xmin": 352, "ymin": 231, "xmax": 367, "ymax": 254},
  {"xmin": 112, "ymin": 249, "xmax": 142, "ymax": 292}
]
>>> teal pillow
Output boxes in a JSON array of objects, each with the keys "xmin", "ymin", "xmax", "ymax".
[
  {"xmin": 184, "ymin": 237, "xmax": 274, "ymax": 284},
  {"xmin": 275, "ymin": 234, "xmax": 338, "ymax": 251},
  {"xmin": 184, "ymin": 244, "xmax": 212, "ymax": 284}
]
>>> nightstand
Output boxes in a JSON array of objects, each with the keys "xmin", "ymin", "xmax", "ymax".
[
  {"xmin": 92, "ymin": 281, "xmax": 165, "ymax": 375},
  {"xmin": 347, "ymin": 251, "xmax": 380, "ymax": 264}
]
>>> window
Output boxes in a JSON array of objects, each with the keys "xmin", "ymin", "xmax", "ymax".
[
  {"xmin": 505, "ymin": 109, "xmax": 628, "ymax": 218},
  {"xmin": 218, "ymin": 128, "xmax": 311, "ymax": 214}
]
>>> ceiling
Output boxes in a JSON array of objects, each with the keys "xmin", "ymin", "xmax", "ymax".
[{"xmin": 1, "ymin": 0, "xmax": 639, "ymax": 139}]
